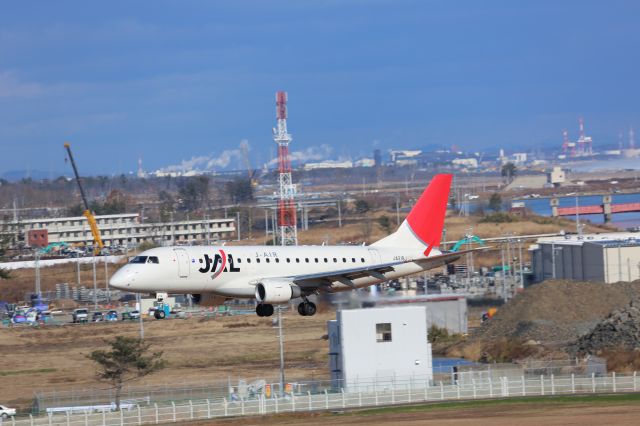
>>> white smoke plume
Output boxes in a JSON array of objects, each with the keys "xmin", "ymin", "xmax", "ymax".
[
  {"xmin": 160, "ymin": 141, "xmax": 247, "ymax": 173},
  {"xmin": 267, "ymin": 144, "xmax": 333, "ymax": 167}
]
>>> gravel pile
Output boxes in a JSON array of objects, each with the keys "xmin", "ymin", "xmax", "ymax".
[
  {"xmin": 473, "ymin": 280, "xmax": 640, "ymax": 344},
  {"xmin": 570, "ymin": 300, "xmax": 640, "ymax": 354}
]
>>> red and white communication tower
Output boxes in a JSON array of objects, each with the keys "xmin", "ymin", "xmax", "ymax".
[{"xmin": 273, "ymin": 91, "xmax": 298, "ymax": 245}]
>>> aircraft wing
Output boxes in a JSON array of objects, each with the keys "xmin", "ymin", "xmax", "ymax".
[{"xmin": 280, "ymin": 248, "xmax": 487, "ymax": 291}]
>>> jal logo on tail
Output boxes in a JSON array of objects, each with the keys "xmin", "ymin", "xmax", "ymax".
[{"xmin": 198, "ymin": 249, "xmax": 240, "ymax": 279}]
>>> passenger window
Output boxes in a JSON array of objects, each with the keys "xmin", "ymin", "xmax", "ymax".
[
  {"xmin": 237, "ymin": 258, "xmax": 242, "ymax": 263},
  {"xmin": 247, "ymin": 258, "xmax": 251, "ymax": 263},
  {"xmin": 314, "ymin": 258, "xmax": 318, "ymax": 263},
  {"xmin": 305, "ymin": 258, "xmax": 309, "ymax": 263},
  {"xmin": 266, "ymin": 258, "xmax": 270, "ymax": 263},
  {"xmin": 296, "ymin": 258, "xmax": 300, "ymax": 263},
  {"xmin": 361, "ymin": 258, "xmax": 365, "ymax": 262},
  {"xmin": 333, "ymin": 258, "xmax": 337, "ymax": 262},
  {"xmin": 342, "ymin": 258, "xmax": 347, "ymax": 263},
  {"xmin": 275, "ymin": 258, "xmax": 280, "ymax": 263},
  {"xmin": 286, "ymin": 258, "xmax": 291, "ymax": 263},
  {"xmin": 352, "ymin": 258, "xmax": 356, "ymax": 263},
  {"xmin": 256, "ymin": 258, "xmax": 261, "ymax": 263},
  {"xmin": 324, "ymin": 258, "xmax": 328, "ymax": 263}
]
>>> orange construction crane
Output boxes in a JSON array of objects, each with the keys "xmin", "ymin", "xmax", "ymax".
[{"xmin": 64, "ymin": 142, "xmax": 104, "ymax": 255}]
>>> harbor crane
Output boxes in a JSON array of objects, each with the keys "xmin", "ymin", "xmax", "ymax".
[{"xmin": 64, "ymin": 142, "xmax": 104, "ymax": 255}]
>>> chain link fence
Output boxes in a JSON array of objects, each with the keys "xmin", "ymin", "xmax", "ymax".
[{"xmin": 5, "ymin": 371, "xmax": 638, "ymax": 426}]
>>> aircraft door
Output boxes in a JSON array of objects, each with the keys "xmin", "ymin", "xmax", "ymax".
[
  {"xmin": 368, "ymin": 248, "xmax": 382, "ymax": 264},
  {"xmin": 174, "ymin": 248, "xmax": 190, "ymax": 278}
]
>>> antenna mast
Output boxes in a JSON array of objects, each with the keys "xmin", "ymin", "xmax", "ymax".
[{"xmin": 274, "ymin": 91, "xmax": 298, "ymax": 245}]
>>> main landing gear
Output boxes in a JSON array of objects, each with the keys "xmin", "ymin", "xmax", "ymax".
[
  {"xmin": 297, "ymin": 301, "xmax": 316, "ymax": 316},
  {"xmin": 256, "ymin": 303, "xmax": 274, "ymax": 317}
]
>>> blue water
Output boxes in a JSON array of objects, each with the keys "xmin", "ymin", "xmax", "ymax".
[
  {"xmin": 515, "ymin": 193, "xmax": 640, "ymax": 228},
  {"xmin": 467, "ymin": 192, "xmax": 640, "ymax": 229},
  {"xmin": 432, "ymin": 357, "xmax": 477, "ymax": 374}
]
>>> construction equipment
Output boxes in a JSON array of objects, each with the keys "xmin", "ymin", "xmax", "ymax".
[
  {"xmin": 451, "ymin": 235, "xmax": 486, "ymax": 252},
  {"xmin": 64, "ymin": 142, "xmax": 104, "ymax": 255},
  {"xmin": 239, "ymin": 139, "xmax": 258, "ymax": 187}
]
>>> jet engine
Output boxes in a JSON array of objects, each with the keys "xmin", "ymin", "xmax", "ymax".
[{"xmin": 255, "ymin": 279, "xmax": 302, "ymax": 303}]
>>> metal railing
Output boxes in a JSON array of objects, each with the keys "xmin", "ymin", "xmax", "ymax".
[{"xmin": 5, "ymin": 371, "xmax": 639, "ymax": 426}]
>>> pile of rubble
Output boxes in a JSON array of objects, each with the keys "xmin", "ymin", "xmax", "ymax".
[
  {"xmin": 570, "ymin": 300, "xmax": 640, "ymax": 354},
  {"xmin": 473, "ymin": 280, "xmax": 640, "ymax": 344}
]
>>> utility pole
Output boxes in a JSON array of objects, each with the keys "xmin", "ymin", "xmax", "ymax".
[
  {"xmin": 575, "ymin": 196, "xmax": 581, "ymax": 235},
  {"xmin": 137, "ymin": 292, "xmax": 144, "ymax": 340},
  {"xmin": 337, "ymin": 199, "xmax": 342, "ymax": 228},
  {"xmin": 500, "ymin": 243, "xmax": 507, "ymax": 300},
  {"xmin": 76, "ymin": 252, "xmax": 81, "ymax": 287},
  {"xmin": 34, "ymin": 250, "xmax": 41, "ymax": 299},
  {"xmin": 277, "ymin": 306, "xmax": 285, "ymax": 396},
  {"xmin": 92, "ymin": 251, "xmax": 98, "ymax": 309},
  {"xmin": 236, "ymin": 211, "xmax": 241, "ymax": 241},
  {"xmin": 518, "ymin": 239, "xmax": 524, "ymax": 290},
  {"xmin": 104, "ymin": 255, "xmax": 110, "ymax": 304}
]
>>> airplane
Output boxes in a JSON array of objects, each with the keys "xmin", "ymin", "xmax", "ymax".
[{"xmin": 109, "ymin": 174, "xmax": 470, "ymax": 317}]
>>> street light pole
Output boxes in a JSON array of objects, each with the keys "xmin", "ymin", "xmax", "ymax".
[
  {"xmin": 92, "ymin": 251, "xmax": 98, "ymax": 309},
  {"xmin": 137, "ymin": 292, "xmax": 144, "ymax": 340},
  {"xmin": 277, "ymin": 305, "xmax": 285, "ymax": 396},
  {"xmin": 104, "ymin": 256, "xmax": 109, "ymax": 304}
]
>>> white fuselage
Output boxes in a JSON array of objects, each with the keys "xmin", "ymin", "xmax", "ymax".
[{"xmin": 109, "ymin": 245, "xmax": 438, "ymax": 298}]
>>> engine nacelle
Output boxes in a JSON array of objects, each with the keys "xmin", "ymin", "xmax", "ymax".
[{"xmin": 255, "ymin": 279, "xmax": 302, "ymax": 303}]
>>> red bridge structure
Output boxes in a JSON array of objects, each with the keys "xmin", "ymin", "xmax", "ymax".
[{"xmin": 551, "ymin": 195, "xmax": 640, "ymax": 223}]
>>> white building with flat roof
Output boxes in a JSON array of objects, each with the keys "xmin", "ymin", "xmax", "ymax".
[
  {"xmin": 1, "ymin": 213, "xmax": 236, "ymax": 247},
  {"xmin": 328, "ymin": 306, "xmax": 433, "ymax": 391}
]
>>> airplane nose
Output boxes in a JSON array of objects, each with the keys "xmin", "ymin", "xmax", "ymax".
[{"xmin": 109, "ymin": 267, "xmax": 134, "ymax": 290}]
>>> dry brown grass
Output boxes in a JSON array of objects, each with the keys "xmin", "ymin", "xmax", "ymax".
[
  {"xmin": 0, "ymin": 310, "xmax": 334, "ymax": 408},
  {"xmin": 599, "ymin": 348, "xmax": 640, "ymax": 373}
]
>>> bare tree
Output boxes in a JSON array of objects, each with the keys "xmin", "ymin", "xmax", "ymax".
[{"xmin": 89, "ymin": 336, "xmax": 165, "ymax": 410}]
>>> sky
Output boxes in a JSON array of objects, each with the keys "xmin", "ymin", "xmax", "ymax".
[{"xmin": 1, "ymin": 0, "xmax": 639, "ymax": 177}]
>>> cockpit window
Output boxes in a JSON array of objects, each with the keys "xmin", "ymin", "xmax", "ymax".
[
  {"xmin": 147, "ymin": 256, "xmax": 159, "ymax": 264},
  {"xmin": 129, "ymin": 256, "xmax": 147, "ymax": 264}
]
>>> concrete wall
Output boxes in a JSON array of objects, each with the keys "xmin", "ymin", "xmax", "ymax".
[
  {"xmin": 424, "ymin": 298, "xmax": 467, "ymax": 334},
  {"xmin": 329, "ymin": 306, "xmax": 433, "ymax": 391},
  {"xmin": 603, "ymin": 245, "xmax": 640, "ymax": 283}
]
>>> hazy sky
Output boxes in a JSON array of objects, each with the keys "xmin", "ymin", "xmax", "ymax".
[{"xmin": 1, "ymin": 1, "xmax": 639, "ymax": 176}]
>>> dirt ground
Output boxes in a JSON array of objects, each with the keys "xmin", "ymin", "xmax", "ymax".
[
  {"xmin": 0, "ymin": 310, "xmax": 333, "ymax": 409},
  {"xmin": 182, "ymin": 401, "xmax": 640, "ymax": 426}
]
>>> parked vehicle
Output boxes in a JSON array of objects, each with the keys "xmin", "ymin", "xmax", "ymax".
[
  {"xmin": 121, "ymin": 310, "xmax": 140, "ymax": 321},
  {"xmin": 0, "ymin": 404, "xmax": 16, "ymax": 419},
  {"xmin": 92, "ymin": 311, "xmax": 104, "ymax": 322},
  {"xmin": 105, "ymin": 310, "xmax": 118, "ymax": 321},
  {"xmin": 72, "ymin": 308, "xmax": 89, "ymax": 323}
]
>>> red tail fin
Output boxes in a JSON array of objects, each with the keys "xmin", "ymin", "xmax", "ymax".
[
  {"xmin": 372, "ymin": 174, "xmax": 452, "ymax": 254},
  {"xmin": 406, "ymin": 174, "xmax": 452, "ymax": 255}
]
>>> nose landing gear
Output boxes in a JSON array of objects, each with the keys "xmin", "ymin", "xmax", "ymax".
[{"xmin": 256, "ymin": 303, "xmax": 274, "ymax": 317}]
